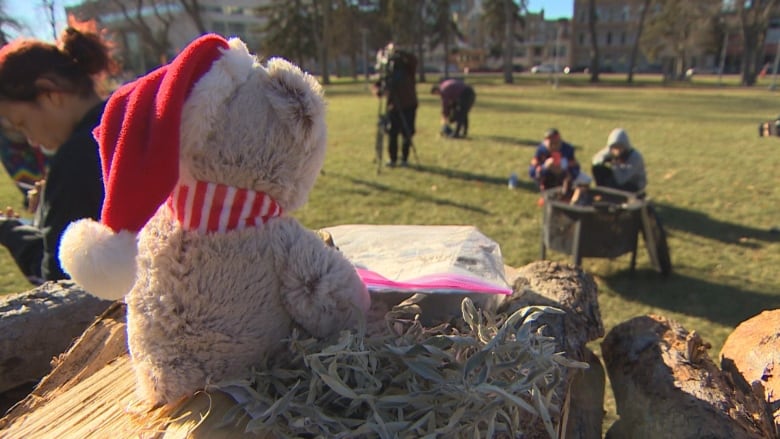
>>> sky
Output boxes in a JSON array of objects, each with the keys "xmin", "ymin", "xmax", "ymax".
[
  {"xmin": 6, "ymin": 1, "xmax": 574, "ymax": 42},
  {"xmin": 526, "ymin": 1, "xmax": 574, "ymax": 19},
  {"xmin": 6, "ymin": 0, "xmax": 82, "ymax": 42}
]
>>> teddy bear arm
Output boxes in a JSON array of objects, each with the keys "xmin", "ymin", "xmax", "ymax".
[{"xmin": 277, "ymin": 231, "xmax": 369, "ymax": 338}]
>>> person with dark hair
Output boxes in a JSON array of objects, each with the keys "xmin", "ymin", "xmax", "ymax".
[
  {"xmin": 528, "ymin": 128, "xmax": 580, "ymax": 192},
  {"xmin": 431, "ymin": 79, "xmax": 476, "ymax": 138},
  {"xmin": 373, "ymin": 43, "xmax": 418, "ymax": 168},
  {"xmin": 0, "ymin": 28, "xmax": 113, "ymax": 284},
  {"xmin": 591, "ymin": 128, "xmax": 646, "ymax": 193}
]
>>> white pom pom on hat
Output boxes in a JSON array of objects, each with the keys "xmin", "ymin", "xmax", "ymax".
[{"xmin": 59, "ymin": 34, "xmax": 242, "ymax": 299}]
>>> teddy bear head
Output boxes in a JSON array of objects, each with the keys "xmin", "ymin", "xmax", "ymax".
[
  {"xmin": 179, "ymin": 41, "xmax": 327, "ymax": 212},
  {"xmin": 59, "ymin": 35, "xmax": 329, "ymax": 299}
]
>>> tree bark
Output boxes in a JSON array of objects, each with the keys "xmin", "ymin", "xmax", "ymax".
[
  {"xmin": 720, "ymin": 309, "xmax": 780, "ymax": 436},
  {"xmin": 0, "ymin": 282, "xmax": 113, "ymax": 412},
  {"xmin": 627, "ymin": 0, "xmax": 651, "ymax": 83},
  {"xmin": 602, "ymin": 314, "xmax": 775, "ymax": 439},
  {"xmin": 502, "ymin": 0, "xmax": 514, "ymax": 84},
  {"xmin": 587, "ymin": 0, "xmax": 600, "ymax": 82},
  {"xmin": 503, "ymin": 260, "xmax": 605, "ymax": 439}
]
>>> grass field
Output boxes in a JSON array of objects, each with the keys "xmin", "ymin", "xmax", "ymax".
[{"xmin": 1, "ymin": 72, "xmax": 778, "ymax": 431}]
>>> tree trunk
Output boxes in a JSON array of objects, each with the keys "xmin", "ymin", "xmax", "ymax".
[
  {"xmin": 602, "ymin": 315, "xmax": 775, "ymax": 439},
  {"xmin": 0, "ymin": 282, "xmax": 113, "ymax": 411},
  {"xmin": 502, "ymin": 0, "xmax": 514, "ymax": 84},
  {"xmin": 1, "ymin": 260, "xmax": 602, "ymax": 438},
  {"xmin": 627, "ymin": 0, "xmax": 651, "ymax": 83},
  {"xmin": 178, "ymin": 0, "xmax": 207, "ymax": 34},
  {"xmin": 503, "ymin": 260, "xmax": 605, "ymax": 439},
  {"xmin": 587, "ymin": 0, "xmax": 600, "ymax": 82},
  {"xmin": 720, "ymin": 309, "xmax": 780, "ymax": 435}
]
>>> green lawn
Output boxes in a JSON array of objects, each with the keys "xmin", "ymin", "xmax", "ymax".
[{"xmin": 1, "ymin": 72, "xmax": 778, "ymax": 431}]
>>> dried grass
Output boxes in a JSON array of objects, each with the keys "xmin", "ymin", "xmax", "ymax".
[{"xmin": 212, "ymin": 298, "xmax": 587, "ymax": 438}]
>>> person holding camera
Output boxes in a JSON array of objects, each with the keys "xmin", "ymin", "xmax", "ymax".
[
  {"xmin": 0, "ymin": 28, "xmax": 112, "ymax": 284},
  {"xmin": 373, "ymin": 43, "xmax": 418, "ymax": 168},
  {"xmin": 431, "ymin": 79, "xmax": 476, "ymax": 139},
  {"xmin": 528, "ymin": 128, "xmax": 580, "ymax": 193},
  {"xmin": 591, "ymin": 128, "xmax": 646, "ymax": 193}
]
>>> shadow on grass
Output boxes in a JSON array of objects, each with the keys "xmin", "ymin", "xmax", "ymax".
[
  {"xmin": 411, "ymin": 163, "xmax": 540, "ymax": 192},
  {"xmin": 655, "ymin": 202, "xmax": 780, "ymax": 247},
  {"xmin": 330, "ymin": 172, "xmax": 492, "ymax": 214},
  {"xmin": 599, "ymin": 268, "xmax": 780, "ymax": 327},
  {"xmin": 477, "ymin": 135, "xmax": 538, "ymax": 147}
]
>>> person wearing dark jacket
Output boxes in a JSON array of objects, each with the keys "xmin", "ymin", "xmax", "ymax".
[
  {"xmin": 374, "ymin": 43, "xmax": 418, "ymax": 167},
  {"xmin": 0, "ymin": 28, "xmax": 112, "ymax": 284},
  {"xmin": 431, "ymin": 79, "xmax": 476, "ymax": 138},
  {"xmin": 528, "ymin": 128, "xmax": 580, "ymax": 192}
]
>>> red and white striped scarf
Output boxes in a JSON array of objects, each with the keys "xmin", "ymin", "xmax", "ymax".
[{"xmin": 167, "ymin": 178, "xmax": 282, "ymax": 233}]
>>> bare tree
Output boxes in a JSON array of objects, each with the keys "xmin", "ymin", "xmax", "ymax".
[
  {"xmin": 482, "ymin": 0, "xmax": 526, "ymax": 84},
  {"xmin": 177, "ymin": 0, "xmax": 206, "ymax": 35},
  {"xmin": 258, "ymin": 0, "xmax": 316, "ymax": 70},
  {"xmin": 627, "ymin": 0, "xmax": 653, "ymax": 83},
  {"xmin": 734, "ymin": 0, "xmax": 780, "ymax": 86},
  {"xmin": 74, "ymin": 0, "xmax": 175, "ymax": 68},
  {"xmin": 425, "ymin": 0, "xmax": 463, "ymax": 80},
  {"xmin": 587, "ymin": 0, "xmax": 599, "ymax": 82},
  {"xmin": 0, "ymin": 0, "xmax": 23, "ymax": 45},
  {"xmin": 311, "ymin": 0, "xmax": 332, "ymax": 85},
  {"xmin": 641, "ymin": 0, "xmax": 721, "ymax": 81},
  {"xmin": 42, "ymin": 0, "xmax": 57, "ymax": 41},
  {"xmin": 329, "ymin": 0, "xmax": 360, "ymax": 78}
]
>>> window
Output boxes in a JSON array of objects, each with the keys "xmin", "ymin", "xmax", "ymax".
[
  {"xmin": 228, "ymin": 22, "xmax": 246, "ymax": 35},
  {"xmin": 607, "ymin": 31, "xmax": 613, "ymax": 46},
  {"xmin": 212, "ymin": 21, "xmax": 226, "ymax": 34}
]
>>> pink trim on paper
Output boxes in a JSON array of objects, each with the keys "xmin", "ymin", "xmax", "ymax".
[{"xmin": 356, "ymin": 268, "xmax": 512, "ymax": 295}]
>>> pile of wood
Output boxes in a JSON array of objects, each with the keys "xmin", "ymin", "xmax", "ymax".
[{"xmin": 0, "ymin": 261, "xmax": 778, "ymax": 438}]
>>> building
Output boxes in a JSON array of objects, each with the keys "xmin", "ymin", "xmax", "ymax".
[
  {"xmin": 518, "ymin": 10, "xmax": 571, "ymax": 72},
  {"xmin": 66, "ymin": 0, "xmax": 269, "ymax": 76},
  {"xmin": 570, "ymin": 0, "xmax": 651, "ymax": 73}
]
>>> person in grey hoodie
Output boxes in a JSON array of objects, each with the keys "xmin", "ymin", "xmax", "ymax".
[{"xmin": 591, "ymin": 128, "xmax": 646, "ymax": 192}]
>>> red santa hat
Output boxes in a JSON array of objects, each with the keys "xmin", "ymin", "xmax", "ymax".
[{"xmin": 59, "ymin": 34, "xmax": 255, "ymax": 299}]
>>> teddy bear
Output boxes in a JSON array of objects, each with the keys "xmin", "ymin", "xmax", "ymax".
[{"xmin": 58, "ymin": 34, "xmax": 370, "ymax": 405}]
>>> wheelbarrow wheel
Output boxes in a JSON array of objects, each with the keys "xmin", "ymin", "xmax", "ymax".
[{"xmin": 641, "ymin": 204, "xmax": 672, "ymax": 276}]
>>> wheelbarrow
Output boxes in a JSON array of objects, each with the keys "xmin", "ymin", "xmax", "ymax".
[{"xmin": 540, "ymin": 186, "xmax": 671, "ymax": 275}]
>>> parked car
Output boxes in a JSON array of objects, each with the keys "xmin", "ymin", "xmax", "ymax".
[{"xmin": 530, "ymin": 64, "xmax": 561, "ymax": 74}]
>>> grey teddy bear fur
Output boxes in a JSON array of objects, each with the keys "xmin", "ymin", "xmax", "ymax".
[{"xmin": 124, "ymin": 40, "xmax": 370, "ymax": 405}]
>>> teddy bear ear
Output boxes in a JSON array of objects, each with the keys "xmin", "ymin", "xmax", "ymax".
[{"xmin": 263, "ymin": 57, "xmax": 326, "ymax": 147}]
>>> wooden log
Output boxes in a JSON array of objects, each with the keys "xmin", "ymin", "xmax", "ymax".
[
  {"xmin": 503, "ymin": 260, "xmax": 605, "ymax": 439},
  {"xmin": 720, "ymin": 309, "xmax": 780, "ymax": 436},
  {"xmin": 602, "ymin": 314, "xmax": 775, "ymax": 439},
  {"xmin": 2, "ymin": 261, "xmax": 602, "ymax": 437},
  {"xmin": 0, "ymin": 302, "xmax": 267, "ymax": 438},
  {"xmin": 0, "ymin": 282, "xmax": 112, "ymax": 404}
]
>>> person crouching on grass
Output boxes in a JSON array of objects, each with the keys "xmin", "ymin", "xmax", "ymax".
[
  {"xmin": 431, "ymin": 79, "xmax": 476, "ymax": 139},
  {"xmin": 528, "ymin": 128, "xmax": 581, "ymax": 196},
  {"xmin": 591, "ymin": 128, "xmax": 646, "ymax": 193}
]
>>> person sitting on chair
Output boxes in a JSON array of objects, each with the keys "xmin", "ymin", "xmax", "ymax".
[{"xmin": 591, "ymin": 128, "xmax": 646, "ymax": 193}]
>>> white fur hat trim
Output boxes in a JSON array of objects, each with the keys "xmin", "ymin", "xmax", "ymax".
[{"xmin": 59, "ymin": 219, "xmax": 138, "ymax": 300}]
